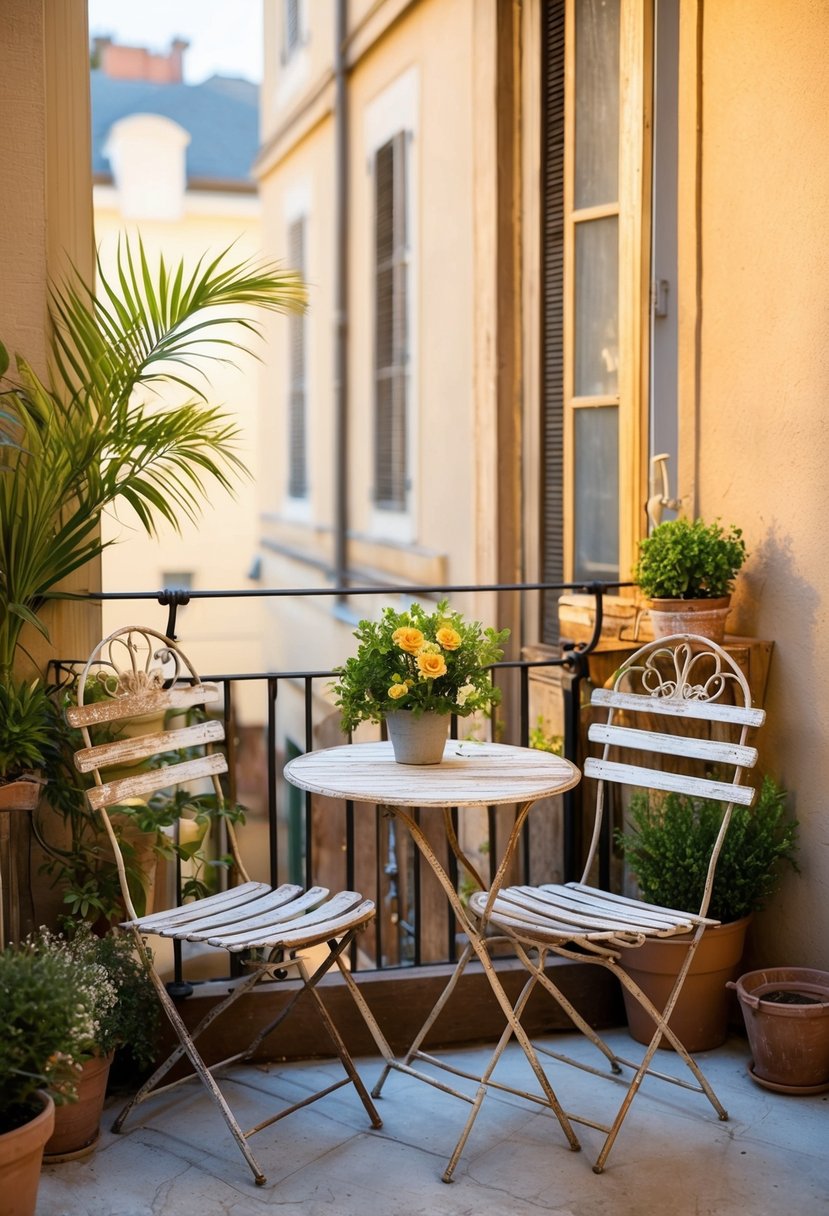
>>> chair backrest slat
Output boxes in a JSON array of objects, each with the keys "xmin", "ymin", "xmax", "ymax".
[
  {"xmin": 583, "ymin": 757, "xmax": 756, "ymax": 805},
  {"xmin": 85, "ymin": 753, "xmax": 228, "ymax": 812},
  {"xmin": 74, "ymin": 719, "xmax": 226, "ymax": 774},
  {"xmin": 590, "ymin": 686, "xmax": 764, "ymax": 728},
  {"xmin": 587, "ymin": 723, "xmax": 758, "ymax": 769},
  {"xmin": 66, "ymin": 682, "xmax": 220, "ymax": 729}
]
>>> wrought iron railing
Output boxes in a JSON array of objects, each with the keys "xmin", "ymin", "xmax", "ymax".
[{"xmin": 50, "ymin": 580, "xmax": 614, "ymax": 984}]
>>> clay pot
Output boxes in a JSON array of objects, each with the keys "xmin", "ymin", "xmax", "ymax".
[
  {"xmin": 729, "ymin": 967, "xmax": 829, "ymax": 1092},
  {"xmin": 647, "ymin": 596, "xmax": 732, "ymax": 643},
  {"xmin": 43, "ymin": 1052, "xmax": 113, "ymax": 1162},
  {"xmin": 619, "ymin": 916, "xmax": 751, "ymax": 1052},
  {"xmin": 385, "ymin": 712, "xmax": 449, "ymax": 765},
  {"xmin": 0, "ymin": 1091, "xmax": 54, "ymax": 1216}
]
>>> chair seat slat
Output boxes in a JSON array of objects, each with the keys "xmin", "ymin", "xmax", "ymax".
[
  {"xmin": 131, "ymin": 881, "xmax": 278, "ymax": 931},
  {"xmin": 583, "ymin": 758, "xmax": 756, "ymax": 804},
  {"xmin": 173, "ymin": 887, "xmax": 331, "ymax": 942},
  {"xmin": 75, "ymin": 719, "xmax": 226, "ymax": 773},
  {"xmin": 590, "ymin": 687, "xmax": 764, "ymax": 727},
  {"xmin": 86, "ymin": 753, "xmax": 228, "ymax": 810},
  {"xmin": 219, "ymin": 898, "xmax": 376, "ymax": 952},
  {"xmin": 587, "ymin": 723, "xmax": 757, "ymax": 769}
]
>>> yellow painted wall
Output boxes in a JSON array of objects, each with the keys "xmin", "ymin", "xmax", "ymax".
[
  {"xmin": 93, "ymin": 203, "xmax": 269, "ymax": 722},
  {"xmin": 693, "ymin": 0, "xmax": 829, "ymax": 966},
  {"xmin": 257, "ymin": 0, "xmax": 495, "ymax": 750}
]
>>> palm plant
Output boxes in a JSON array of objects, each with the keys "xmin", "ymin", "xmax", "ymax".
[{"xmin": 0, "ymin": 236, "xmax": 306, "ymax": 677}]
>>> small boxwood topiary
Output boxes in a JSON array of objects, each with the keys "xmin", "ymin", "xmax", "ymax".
[{"xmin": 634, "ymin": 517, "xmax": 747, "ymax": 600}]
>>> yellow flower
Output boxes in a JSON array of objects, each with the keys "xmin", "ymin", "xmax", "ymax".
[
  {"xmin": 417, "ymin": 652, "xmax": 447, "ymax": 678},
  {"xmin": 436, "ymin": 626, "xmax": 462, "ymax": 651},
  {"xmin": 388, "ymin": 683, "xmax": 409, "ymax": 700},
  {"xmin": 393, "ymin": 627, "xmax": 424, "ymax": 654}
]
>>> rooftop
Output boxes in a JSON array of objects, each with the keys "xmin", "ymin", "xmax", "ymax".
[{"xmin": 37, "ymin": 1030, "xmax": 828, "ymax": 1216}]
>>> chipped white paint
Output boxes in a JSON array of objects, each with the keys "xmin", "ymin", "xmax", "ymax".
[{"xmin": 284, "ymin": 741, "xmax": 581, "ymax": 808}]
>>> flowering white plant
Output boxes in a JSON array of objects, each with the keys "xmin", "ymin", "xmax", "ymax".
[{"xmin": 332, "ymin": 600, "xmax": 509, "ymax": 732}]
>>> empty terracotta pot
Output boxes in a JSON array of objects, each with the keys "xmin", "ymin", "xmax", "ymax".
[{"xmin": 729, "ymin": 967, "xmax": 829, "ymax": 1090}]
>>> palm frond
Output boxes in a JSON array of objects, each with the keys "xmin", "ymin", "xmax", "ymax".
[{"xmin": 0, "ymin": 235, "xmax": 307, "ymax": 675}]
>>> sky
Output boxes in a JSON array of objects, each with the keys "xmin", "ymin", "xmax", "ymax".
[{"xmin": 87, "ymin": 0, "xmax": 263, "ymax": 84}]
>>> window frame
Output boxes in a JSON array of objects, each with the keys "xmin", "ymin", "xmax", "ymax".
[{"xmin": 364, "ymin": 68, "xmax": 419, "ymax": 543}]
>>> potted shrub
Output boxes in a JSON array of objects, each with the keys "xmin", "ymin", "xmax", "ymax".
[
  {"xmin": 615, "ymin": 775, "xmax": 798, "ymax": 1051},
  {"xmin": 0, "ymin": 934, "xmax": 103, "ymax": 1214},
  {"xmin": 331, "ymin": 600, "xmax": 509, "ymax": 764},
  {"xmin": 39, "ymin": 924, "xmax": 159, "ymax": 1161},
  {"xmin": 633, "ymin": 516, "xmax": 747, "ymax": 641},
  {"xmin": 0, "ymin": 680, "xmax": 58, "ymax": 813}
]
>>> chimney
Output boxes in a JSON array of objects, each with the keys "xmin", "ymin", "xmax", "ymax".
[{"xmin": 95, "ymin": 38, "xmax": 190, "ymax": 84}]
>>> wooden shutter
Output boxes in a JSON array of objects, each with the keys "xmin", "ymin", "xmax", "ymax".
[
  {"xmin": 373, "ymin": 132, "xmax": 408, "ymax": 511},
  {"xmin": 541, "ymin": 1, "xmax": 566, "ymax": 642},
  {"xmin": 287, "ymin": 217, "xmax": 307, "ymax": 499}
]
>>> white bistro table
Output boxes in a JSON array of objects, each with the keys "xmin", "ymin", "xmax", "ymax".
[{"xmin": 283, "ymin": 739, "xmax": 582, "ymax": 1180}]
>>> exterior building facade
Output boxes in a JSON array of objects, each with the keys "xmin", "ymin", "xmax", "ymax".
[
  {"xmin": 91, "ymin": 37, "xmax": 268, "ymax": 721},
  {"xmin": 1, "ymin": 0, "xmax": 827, "ymax": 967},
  {"xmin": 255, "ymin": 0, "xmax": 829, "ymax": 971}
]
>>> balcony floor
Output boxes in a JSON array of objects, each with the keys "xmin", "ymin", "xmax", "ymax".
[{"xmin": 38, "ymin": 1030, "xmax": 827, "ymax": 1215}]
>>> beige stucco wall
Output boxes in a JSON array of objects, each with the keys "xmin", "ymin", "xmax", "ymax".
[
  {"xmin": 94, "ymin": 200, "xmax": 269, "ymax": 722},
  {"xmin": 692, "ymin": 0, "xmax": 829, "ymax": 967},
  {"xmin": 1, "ymin": 0, "xmax": 100, "ymax": 672},
  {"xmin": 257, "ymin": 0, "xmax": 499, "ymax": 751}
]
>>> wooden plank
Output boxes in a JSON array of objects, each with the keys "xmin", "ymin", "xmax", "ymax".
[
  {"xmin": 591, "ymin": 687, "xmax": 765, "ymax": 727},
  {"xmin": 583, "ymin": 757, "xmax": 756, "ymax": 804},
  {"xmin": 587, "ymin": 722, "xmax": 757, "ymax": 768},
  {"xmin": 74, "ymin": 719, "xmax": 226, "ymax": 773},
  {"xmin": 66, "ymin": 682, "xmax": 220, "ymax": 728},
  {"xmin": 155, "ymin": 958, "xmax": 624, "ymax": 1067},
  {"xmin": 86, "ymin": 753, "xmax": 227, "ymax": 810}
]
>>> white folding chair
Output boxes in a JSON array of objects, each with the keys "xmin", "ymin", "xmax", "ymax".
[
  {"xmin": 66, "ymin": 625, "xmax": 381, "ymax": 1186},
  {"xmin": 456, "ymin": 634, "xmax": 765, "ymax": 1177}
]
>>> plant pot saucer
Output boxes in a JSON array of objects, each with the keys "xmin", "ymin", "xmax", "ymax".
[
  {"xmin": 42, "ymin": 1128, "xmax": 100, "ymax": 1164},
  {"xmin": 747, "ymin": 1060, "xmax": 829, "ymax": 1096}
]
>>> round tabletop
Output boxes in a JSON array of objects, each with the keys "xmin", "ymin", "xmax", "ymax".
[{"xmin": 283, "ymin": 740, "xmax": 581, "ymax": 808}]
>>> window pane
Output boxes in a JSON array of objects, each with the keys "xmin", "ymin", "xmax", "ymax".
[
  {"xmin": 574, "ymin": 0, "xmax": 620, "ymax": 209},
  {"xmin": 574, "ymin": 215, "xmax": 618, "ymax": 397},
  {"xmin": 574, "ymin": 406, "xmax": 619, "ymax": 580}
]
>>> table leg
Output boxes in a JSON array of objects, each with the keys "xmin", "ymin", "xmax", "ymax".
[{"xmin": 387, "ymin": 804, "xmax": 582, "ymax": 1177}]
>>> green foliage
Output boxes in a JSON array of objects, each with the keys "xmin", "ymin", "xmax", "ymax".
[
  {"xmin": 40, "ymin": 697, "xmax": 246, "ymax": 924},
  {"xmin": 331, "ymin": 600, "xmax": 509, "ymax": 732},
  {"xmin": 0, "ymin": 235, "xmax": 306, "ymax": 677},
  {"xmin": 633, "ymin": 517, "xmax": 747, "ymax": 600},
  {"xmin": 0, "ymin": 678, "xmax": 62, "ymax": 780},
  {"xmin": 0, "ymin": 934, "xmax": 108, "ymax": 1131},
  {"xmin": 55, "ymin": 923, "xmax": 159, "ymax": 1067},
  {"xmin": 616, "ymin": 776, "xmax": 799, "ymax": 922},
  {"xmin": 528, "ymin": 716, "xmax": 563, "ymax": 755}
]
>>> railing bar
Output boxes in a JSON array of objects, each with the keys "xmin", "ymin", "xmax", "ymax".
[
  {"xmin": 413, "ymin": 808, "xmax": 422, "ymax": 968},
  {"xmin": 267, "ymin": 677, "xmax": 279, "ymax": 888},
  {"xmin": 90, "ymin": 578, "xmax": 627, "ymax": 602},
  {"xmin": 447, "ymin": 808, "xmax": 459, "ymax": 963}
]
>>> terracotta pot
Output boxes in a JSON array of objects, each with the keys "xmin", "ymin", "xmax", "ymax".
[
  {"xmin": 619, "ymin": 916, "xmax": 751, "ymax": 1052},
  {"xmin": 0, "ymin": 780, "xmax": 42, "ymax": 812},
  {"xmin": 43, "ymin": 1052, "xmax": 113, "ymax": 1162},
  {"xmin": 729, "ymin": 967, "xmax": 829, "ymax": 1092},
  {"xmin": 385, "ymin": 711, "xmax": 449, "ymax": 765},
  {"xmin": 647, "ymin": 596, "xmax": 732, "ymax": 643},
  {"xmin": 0, "ymin": 1091, "xmax": 54, "ymax": 1216}
]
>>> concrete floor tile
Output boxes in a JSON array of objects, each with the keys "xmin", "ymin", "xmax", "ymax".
[{"xmin": 36, "ymin": 1034, "xmax": 829, "ymax": 1216}]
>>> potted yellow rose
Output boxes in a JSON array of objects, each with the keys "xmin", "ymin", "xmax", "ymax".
[{"xmin": 332, "ymin": 600, "xmax": 509, "ymax": 764}]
